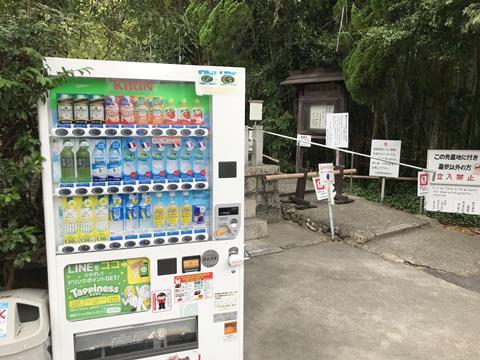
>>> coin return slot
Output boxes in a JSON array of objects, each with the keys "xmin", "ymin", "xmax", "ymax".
[
  {"xmin": 152, "ymin": 184, "xmax": 164, "ymax": 191},
  {"xmin": 55, "ymin": 128, "xmax": 69, "ymax": 136},
  {"xmin": 89, "ymin": 129, "xmax": 102, "ymax": 136},
  {"xmin": 107, "ymin": 186, "xmax": 119, "ymax": 194},
  {"xmin": 72, "ymin": 129, "xmax": 85, "ymax": 136},
  {"xmin": 167, "ymin": 184, "xmax": 178, "ymax": 191},
  {"xmin": 105, "ymin": 129, "xmax": 118, "ymax": 136},
  {"xmin": 139, "ymin": 239, "xmax": 151, "ymax": 246},
  {"xmin": 151, "ymin": 128, "xmax": 163, "ymax": 136},
  {"xmin": 75, "ymin": 188, "xmax": 88, "ymax": 195},
  {"xmin": 91, "ymin": 187, "xmax": 104, "ymax": 194},
  {"xmin": 122, "ymin": 186, "xmax": 134, "ymax": 193},
  {"xmin": 120, "ymin": 129, "xmax": 133, "ymax": 136}
]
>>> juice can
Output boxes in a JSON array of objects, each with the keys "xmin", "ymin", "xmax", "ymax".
[{"xmin": 104, "ymin": 96, "xmax": 120, "ymax": 124}]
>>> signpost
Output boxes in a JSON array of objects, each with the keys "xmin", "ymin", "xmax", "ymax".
[
  {"xmin": 369, "ymin": 140, "xmax": 402, "ymax": 203},
  {"xmin": 425, "ymin": 150, "xmax": 480, "ymax": 215},
  {"xmin": 317, "ymin": 163, "xmax": 336, "ymax": 240},
  {"xmin": 417, "ymin": 171, "xmax": 430, "ymax": 196}
]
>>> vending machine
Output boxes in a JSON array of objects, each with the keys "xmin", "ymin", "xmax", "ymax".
[{"xmin": 38, "ymin": 58, "xmax": 245, "ymax": 360}]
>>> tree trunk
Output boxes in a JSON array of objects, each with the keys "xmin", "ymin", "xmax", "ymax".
[{"xmin": 3, "ymin": 259, "xmax": 15, "ymax": 290}]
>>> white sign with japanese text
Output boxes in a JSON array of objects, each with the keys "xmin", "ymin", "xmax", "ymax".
[
  {"xmin": 417, "ymin": 172, "xmax": 430, "ymax": 196},
  {"xmin": 312, "ymin": 177, "xmax": 329, "ymax": 201},
  {"xmin": 318, "ymin": 163, "xmax": 335, "ymax": 184},
  {"xmin": 424, "ymin": 150, "xmax": 480, "ymax": 215},
  {"xmin": 297, "ymin": 134, "xmax": 311, "ymax": 148},
  {"xmin": 326, "ymin": 113, "xmax": 349, "ymax": 148},
  {"xmin": 369, "ymin": 140, "xmax": 401, "ymax": 178}
]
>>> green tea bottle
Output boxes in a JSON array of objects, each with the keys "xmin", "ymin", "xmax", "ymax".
[
  {"xmin": 60, "ymin": 140, "xmax": 75, "ymax": 183},
  {"xmin": 76, "ymin": 140, "xmax": 91, "ymax": 182}
]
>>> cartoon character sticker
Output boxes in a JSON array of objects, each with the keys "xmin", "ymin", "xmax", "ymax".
[{"xmin": 152, "ymin": 289, "xmax": 172, "ymax": 313}]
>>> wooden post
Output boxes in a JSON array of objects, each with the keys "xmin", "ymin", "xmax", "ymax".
[{"xmin": 252, "ymin": 124, "xmax": 263, "ymax": 166}]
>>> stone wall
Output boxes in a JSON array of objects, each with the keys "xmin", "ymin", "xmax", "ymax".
[{"xmin": 245, "ymin": 165, "xmax": 281, "ymax": 222}]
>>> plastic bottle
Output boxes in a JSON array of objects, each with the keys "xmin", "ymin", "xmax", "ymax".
[
  {"xmin": 166, "ymin": 191, "xmax": 179, "ymax": 230},
  {"xmin": 122, "ymin": 139, "xmax": 137, "ymax": 180},
  {"xmin": 193, "ymin": 140, "xmax": 207, "ymax": 180},
  {"xmin": 178, "ymin": 98, "xmax": 191, "ymax": 125},
  {"xmin": 76, "ymin": 140, "xmax": 91, "ymax": 182},
  {"xmin": 139, "ymin": 194, "xmax": 152, "ymax": 230},
  {"xmin": 60, "ymin": 140, "xmax": 75, "ymax": 183},
  {"xmin": 78, "ymin": 196, "xmax": 94, "ymax": 242},
  {"xmin": 107, "ymin": 140, "xmax": 122, "ymax": 181},
  {"xmin": 150, "ymin": 97, "xmax": 164, "ymax": 125},
  {"xmin": 192, "ymin": 192, "xmax": 207, "ymax": 227},
  {"xmin": 109, "ymin": 194, "xmax": 124, "ymax": 235},
  {"xmin": 92, "ymin": 140, "xmax": 107, "ymax": 182},
  {"xmin": 125, "ymin": 194, "xmax": 139, "ymax": 232},
  {"xmin": 94, "ymin": 195, "xmax": 109, "ymax": 242},
  {"xmin": 134, "ymin": 97, "xmax": 149, "ymax": 124},
  {"xmin": 137, "ymin": 140, "xmax": 151, "ymax": 180},
  {"xmin": 164, "ymin": 98, "xmax": 177, "ymax": 124},
  {"xmin": 62, "ymin": 197, "xmax": 78, "ymax": 243},
  {"xmin": 166, "ymin": 143, "xmax": 180, "ymax": 179},
  {"xmin": 153, "ymin": 193, "xmax": 166, "ymax": 231},
  {"xmin": 180, "ymin": 140, "xmax": 194, "ymax": 179},
  {"xmin": 151, "ymin": 142, "xmax": 165, "ymax": 179},
  {"xmin": 180, "ymin": 191, "xmax": 192, "ymax": 229},
  {"xmin": 192, "ymin": 98, "xmax": 204, "ymax": 125}
]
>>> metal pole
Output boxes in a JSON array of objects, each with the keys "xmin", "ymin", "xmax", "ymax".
[
  {"xmin": 248, "ymin": 127, "xmax": 435, "ymax": 174},
  {"xmin": 327, "ymin": 184, "xmax": 335, "ymax": 240},
  {"xmin": 349, "ymin": 153, "xmax": 354, "ymax": 193},
  {"xmin": 380, "ymin": 177, "xmax": 386, "ymax": 204},
  {"xmin": 419, "ymin": 196, "xmax": 424, "ymax": 215}
]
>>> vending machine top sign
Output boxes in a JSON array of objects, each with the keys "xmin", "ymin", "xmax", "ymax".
[{"xmin": 38, "ymin": 58, "xmax": 245, "ymax": 360}]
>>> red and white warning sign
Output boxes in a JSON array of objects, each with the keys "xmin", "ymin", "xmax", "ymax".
[
  {"xmin": 417, "ymin": 171, "xmax": 430, "ymax": 196},
  {"xmin": 313, "ymin": 177, "xmax": 329, "ymax": 201}
]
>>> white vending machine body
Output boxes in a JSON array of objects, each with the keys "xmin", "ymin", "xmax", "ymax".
[{"xmin": 38, "ymin": 58, "xmax": 245, "ymax": 360}]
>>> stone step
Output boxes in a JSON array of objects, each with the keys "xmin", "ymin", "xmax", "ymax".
[{"xmin": 244, "ymin": 218, "xmax": 268, "ymax": 241}]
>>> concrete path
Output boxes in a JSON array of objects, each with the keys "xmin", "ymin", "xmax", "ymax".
[{"xmin": 245, "ymin": 240, "xmax": 480, "ymax": 359}]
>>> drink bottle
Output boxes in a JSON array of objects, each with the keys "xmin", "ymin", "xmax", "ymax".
[
  {"xmin": 78, "ymin": 196, "xmax": 94, "ymax": 242},
  {"xmin": 92, "ymin": 139, "xmax": 107, "ymax": 182},
  {"xmin": 164, "ymin": 98, "xmax": 176, "ymax": 124},
  {"xmin": 76, "ymin": 140, "xmax": 91, "ymax": 182},
  {"xmin": 180, "ymin": 139, "xmax": 194, "ymax": 179},
  {"xmin": 60, "ymin": 140, "xmax": 75, "ymax": 183},
  {"xmin": 134, "ymin": 96, "xmax": 149, "ymax": 124},
  {"xmin": 125, "ymin": 194, "xmax": 139, "ymax": 232},
  {"xmin": 122, "ymin": 139, "xmax": 137, "ymax": 180},
  {"xmin": 150, "ymin": 97, "xmax": 164, "ymax": 125},
  {"xmin": 109, "ymin": 194, "xmax": 124, "ymax": 235},
  {"xmin": 153, "ymin": 193, "xmax": 166, "ymax": 231},
  {"xmin": 139, "ymin": 194, "xmax": 152, "ymax": 230},
  {"xmin": 180, "ymin": 191, "xmax": 192, "ymax": 229},
  {"xmin": 178, "ymin": 98, "xmax": 191, "ymax": 125},
  {"xmin": 137, "ymin": 140, "xmax": 152, "ymax": 180},
  {"xmin": 94, "ymin": 195, "xmax": 109, "ymax": 241},
  {"xmin": 107, "ymin": 140, "xmax": 122, "ymax": 181},
  {"xmin": 193, "ymin": 140, "xmax": 207, "ymax": 180},
  {"xmin": 152, "ymin": 142, "xmax": 165, "ymax": 179},
  {"xmin": 62, "ymin": 197, "xmax": 78, "ymax": 243},
  {"xmin": 166, "ymin": 192, "xmax": 179, "ymax": 230},
  {"xmin": 166, "ymin": 143, "xmax": 180, "ymax": 179},
  {"xmin": 192, "ymin": 98, "xmax": 204, "ymax": 125}
]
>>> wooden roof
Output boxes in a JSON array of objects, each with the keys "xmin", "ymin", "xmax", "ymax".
[{"xmin": 281, "ymin": 68, "xmax": 344, "ymax": 85}]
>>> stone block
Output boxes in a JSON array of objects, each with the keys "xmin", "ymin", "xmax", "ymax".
[
  {"xmin": 245, "ymin": 195, "xmax": 257, "ymax": 218},
  {"xmin": 244, "ymin": 218, "xmax": 268, "ymax": 240},
  {"xmin": 245, "ymin": 176, "xmax": 257, "ymax": 194},
  {"xmin": 245, "ymin": 165, "xmax": 280, "ymax": 177}
]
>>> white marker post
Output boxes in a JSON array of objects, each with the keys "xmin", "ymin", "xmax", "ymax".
[
  {"xmin": 327, "ymin": 183, "xmax": 335, "ymax": 240},
  {"xmin": 317, "ymin": 163, "xmax": 336, "ymax": 240}
]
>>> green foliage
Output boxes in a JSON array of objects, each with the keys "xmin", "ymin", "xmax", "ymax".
[
  {"xmin": 0, "ymin": 3, "xmax": 74, "ymax": 285},
  {"xmin": 346, "ymin": 180, "xmax": 480, "ymax": 228}
]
